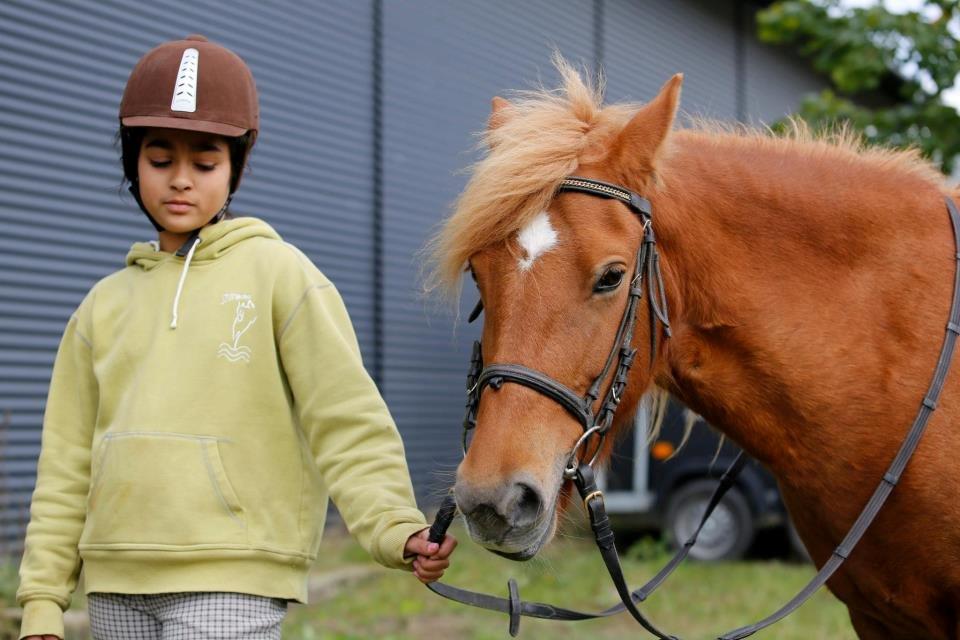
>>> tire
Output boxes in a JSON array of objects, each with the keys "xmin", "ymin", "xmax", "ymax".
[{"xmin": 664, "ymin": 479, "xmax": 754, "ymax": 561}]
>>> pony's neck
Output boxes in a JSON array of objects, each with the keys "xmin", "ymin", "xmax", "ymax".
[{"xmin": 645, "ymin": 130, "xmax": 951, "ymax": 484}]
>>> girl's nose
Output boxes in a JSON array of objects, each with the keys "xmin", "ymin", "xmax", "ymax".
[{"xmin": 170, "ymin": 162, "xmax": 193, "ymax": 191}]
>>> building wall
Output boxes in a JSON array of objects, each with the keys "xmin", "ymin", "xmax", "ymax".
[{"xmin": 0, "ymin": 0, "xmax": 822, "ymax": 552}]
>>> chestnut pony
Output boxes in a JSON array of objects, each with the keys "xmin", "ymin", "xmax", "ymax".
[{"xmin": 428, "ymin": 60, "xmax": 960, "ymax": 639}]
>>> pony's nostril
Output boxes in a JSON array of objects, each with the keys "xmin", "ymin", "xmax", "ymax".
[
  {"xmin": 510, "ymin": 482, "xmax": 543, "ymax": 528},
  {"xmin": 469, "ymin": 503, "xmax": 511, "ymax": 536},
  {"xmin": 456, "ymin": 478, "xmax": 545, "ymax": 538}
]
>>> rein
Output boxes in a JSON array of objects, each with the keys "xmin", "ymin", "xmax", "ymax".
[{"xmin": 426, "ymin": 178, "xmax": 960, "ymax": 639}]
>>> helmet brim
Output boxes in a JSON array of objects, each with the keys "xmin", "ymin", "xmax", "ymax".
[{"xmin": 121, "ymin": 115, "xmax": 248, "ymax": 137}]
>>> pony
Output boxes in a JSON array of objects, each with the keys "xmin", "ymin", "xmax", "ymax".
[{"xmin": 428, "ymin": 58, "xmax": 960, "ymax": 639}]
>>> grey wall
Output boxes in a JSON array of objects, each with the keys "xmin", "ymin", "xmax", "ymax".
[{"xmin": 0, "ymin": 0, "xmax": 823, "ymax": 552}]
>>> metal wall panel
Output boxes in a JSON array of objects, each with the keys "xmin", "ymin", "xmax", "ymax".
[
  {"xmin": 603, "ymin": 0, "xmax": 824, "ymax": 125},
  {"xmin": 603, "ymin": 0, "xmax": 739, "ymax": 117},
  {"xmin": 0, "ymin": 0, "xmax": 376, "ymax": 552},
  {"xmin": 743, "ymin": 13, "xmax": 826, "ymax": 124}
]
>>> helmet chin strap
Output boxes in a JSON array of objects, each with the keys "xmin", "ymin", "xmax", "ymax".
[{"xmin": 128, "ymin": 180, "xmax": 232, "ymax": 234}]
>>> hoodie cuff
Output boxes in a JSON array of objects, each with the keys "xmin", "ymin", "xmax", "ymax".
[
  {"xmin": 379, "ymin": 521, "xmax": 432, "ymax": 570},
  {"xmin": 19, "ymin": 598, "xmax": 65, "ymax": 640}
]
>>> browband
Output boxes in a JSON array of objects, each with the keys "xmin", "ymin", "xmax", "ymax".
[{"xmin": 559, "ymin": 176, "xmax": 652, "ymax": 216}]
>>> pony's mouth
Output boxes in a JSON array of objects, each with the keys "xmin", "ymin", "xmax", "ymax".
[
  {"xmin": 489, "ymin": 518, "xmax": 556, "ymax": 561},
  {"xmin": 464, "ymin": 502, "xmax": 558, "ymax": 561}
]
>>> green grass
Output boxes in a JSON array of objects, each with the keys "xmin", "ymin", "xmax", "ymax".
[
  {"xmin": 0, "ymin": 562, "xmax": 17, "ymax": 640},
  {"xmin": 0, "ymin": 527, "xmax": 856, "ymax": 640},
  {"xmin": 283, "ymin": 525, "xmax": 856, "ymax": 640}
]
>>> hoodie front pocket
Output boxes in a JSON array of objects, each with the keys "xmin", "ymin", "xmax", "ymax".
[{"xmin": 82, "ymin": 432, "xmax": 247, "ymax": 547}]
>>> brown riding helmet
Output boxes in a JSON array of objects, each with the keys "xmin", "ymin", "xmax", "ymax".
[
  {"xmin": 119, "ymin": 34, "xmax": 259, "ymax": 232},
  {"xmin": 120, "ymin": 34, "xmax": 258, "ymax": 138}
]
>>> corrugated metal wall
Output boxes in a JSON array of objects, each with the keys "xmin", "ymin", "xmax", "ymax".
[
  {"xmin": 0, "ymin": 0, "xmax": 822, "ymax": 552},
  {"xmin": 604, "ymin": 0, "xmax": 739, "ymax": 117}
]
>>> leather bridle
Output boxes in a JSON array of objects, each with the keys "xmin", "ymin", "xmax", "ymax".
[
  {"xmin": 426, "ymin": 177, "xmax": 960, "ymax": 640},
  {"xmin": 462, "ymin": 177, "xmax": 672, "ymax": 478}
]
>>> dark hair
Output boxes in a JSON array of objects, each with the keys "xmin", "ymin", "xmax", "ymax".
[{"xmin": 118, "ymin": 126, "xmax": 255, "ymax": 194}]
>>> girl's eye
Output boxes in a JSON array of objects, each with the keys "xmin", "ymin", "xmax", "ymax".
[
  {"xmin": 594, "ymin": 268, "xmax": 625, "ymax": 293},
  {"xmin": 195, "ymin": 163, "xmax": 216, "ymax": 172},
  {"xmin": 149, "ymin": 159, "xmax": 171, "ymax": 168}
]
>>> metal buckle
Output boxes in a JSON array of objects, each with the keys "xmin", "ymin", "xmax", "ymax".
[{"xmin": 582, "ymin": 489, "xmax": 604, "ymax": 509}]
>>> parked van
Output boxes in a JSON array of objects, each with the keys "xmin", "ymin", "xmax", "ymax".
[{"xmin": 602, "ymin": 397, "xmax": 807, "ymax": 561}]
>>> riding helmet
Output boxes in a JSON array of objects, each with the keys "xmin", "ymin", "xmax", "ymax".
[{"xmin": 119, "ymin": 34, "xmax": 259, "ymax": 231}]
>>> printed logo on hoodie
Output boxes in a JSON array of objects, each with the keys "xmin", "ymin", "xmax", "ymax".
[{"xmin": 218, "ymin": 293, "xmax": 258, "ymax": 363}]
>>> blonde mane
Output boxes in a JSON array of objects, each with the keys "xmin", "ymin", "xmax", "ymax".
[
  {"xmin": 683, "ymin": 116, "xmax": 946, "ymax": 186},
  {"xmin": 425, "ymin": 57, "xmax": 948, "ymax": 300}
]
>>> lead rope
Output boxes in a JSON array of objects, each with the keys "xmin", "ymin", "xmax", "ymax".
[{"xmin": 426, "ymin": 455, "xmax": 747, "ymax": 637}]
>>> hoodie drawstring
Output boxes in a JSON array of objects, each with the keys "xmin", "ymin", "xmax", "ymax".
[{"xmin": 170, "ymin": 234, "xmax": 201, "ymax": 329}]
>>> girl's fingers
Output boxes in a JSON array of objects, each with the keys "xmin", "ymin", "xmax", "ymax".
[
  {"xmin": 412, "ymin": 533, "xmax": 456, "ymax": 583},
  {"xmin": 413, "ymin": 559, "xmax": 448, "ymax": 581},
  {"xmin": 417, "ymin": 556, "xmax": 450, "ymax": 572},
  {"xmin": 414, "ymin": 567, "xmax": 445, "ymax": 582},
  {"xmin": 437, "ymin": 534, "xmax": 457, "ymax": 558}
]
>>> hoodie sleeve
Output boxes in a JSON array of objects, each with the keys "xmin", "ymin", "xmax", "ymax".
[
  {"xmin": 276, "ymin": 261, "xmax": 427, "ymax": 570},
  {"xmin": 17, "ymin": 296, "xmax": 98, "ymax": 640}
]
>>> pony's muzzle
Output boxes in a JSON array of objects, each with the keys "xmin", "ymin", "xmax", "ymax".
[{"xmin": 455, "ymin": 476, "xmax": 545, "ymax": 541}]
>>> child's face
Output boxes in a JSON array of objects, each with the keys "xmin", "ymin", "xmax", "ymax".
[{"xmin": 137, "ymin": 128, "xmax": 232, "ymax": 235}]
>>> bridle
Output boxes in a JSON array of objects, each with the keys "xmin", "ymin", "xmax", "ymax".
[
  {"xmin": 426, "ymin": 177, "xmax": 960, "ymax": 640},
  {"xmin": 462, "ymin": 176, "xmax": 672, "ymax": 479}
]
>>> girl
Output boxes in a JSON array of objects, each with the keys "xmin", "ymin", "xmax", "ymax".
[{"xmin": 16, "ymin": 34, "xmax": 455, "ymax": 640}]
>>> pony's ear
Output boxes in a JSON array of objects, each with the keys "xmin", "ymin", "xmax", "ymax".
[
  {"xmin": 612, "ymin": 74, "xmax": 682, "ymax": 182},
  {"xmin": 488, "ymin": 96, "xmax": 512, "ymax": 131}
]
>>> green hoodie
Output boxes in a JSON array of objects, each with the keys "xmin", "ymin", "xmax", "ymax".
[{"xmin": 16, "ymin": 217, "xmax": 428, "ymax": 639}]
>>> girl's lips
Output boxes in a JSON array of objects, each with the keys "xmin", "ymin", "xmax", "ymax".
[{"xmin": 164, "ymin": 202, "xmax": 194, "ymax": 214}]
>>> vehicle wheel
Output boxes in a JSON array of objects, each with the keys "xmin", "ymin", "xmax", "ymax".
[{"xmin": 664, "ymin": 479, "xmax": 754, "ymax": 561}]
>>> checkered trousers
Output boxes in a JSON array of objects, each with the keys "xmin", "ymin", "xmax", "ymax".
[{"xmin": 87, "ymin": 591, "xmax": 288, "ymax": 639}]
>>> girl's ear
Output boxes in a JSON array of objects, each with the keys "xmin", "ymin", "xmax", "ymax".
[{"xmin": 611, "ymin": 74, "xmax": 682, "ymax": 185}]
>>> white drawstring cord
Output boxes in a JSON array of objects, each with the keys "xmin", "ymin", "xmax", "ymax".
[{"xmin": 170, "ymin": 236, "xmax": 200, "ymax": 329}]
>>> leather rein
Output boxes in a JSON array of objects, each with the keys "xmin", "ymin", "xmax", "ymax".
[{"xmin": 426, "ymin": 176, "xmax": 960, "ymax": 639}]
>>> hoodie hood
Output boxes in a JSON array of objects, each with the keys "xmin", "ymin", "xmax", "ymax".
[
  {"xmin": 126, "ymin": 217, "xmax": 282, "ymax": 270},
  {"xmin": 125, "ymin": 217, "xmax": 282, "ymax": 329}
]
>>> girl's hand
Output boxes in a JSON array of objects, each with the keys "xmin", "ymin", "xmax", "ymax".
[{"xmin": 404, "ymin": 528, "xmax": 457, "ymax": 583}]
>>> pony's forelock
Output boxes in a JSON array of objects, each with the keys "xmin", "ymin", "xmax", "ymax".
[{"xmin": 424, "ymin": 55, "xmax": 640, "ymax": 300}]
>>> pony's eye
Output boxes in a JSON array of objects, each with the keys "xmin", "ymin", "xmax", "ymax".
[{"xmin": 594, "ymin": 268, "xmax": 625, "ymax": 293}]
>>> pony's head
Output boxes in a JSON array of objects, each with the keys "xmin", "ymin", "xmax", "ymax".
[{"xmin": 430, "ymin": 59, "xmax": 682, "ymax": 559}]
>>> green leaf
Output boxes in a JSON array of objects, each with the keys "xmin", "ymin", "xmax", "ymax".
[{"xmin": 759, "ymin": 0, "xmax": 960, "ymax": 174}]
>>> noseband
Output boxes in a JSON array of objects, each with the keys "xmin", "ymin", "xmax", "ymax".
[
  {"xmin": 426, "ymin": 179, "xmax": 960, "ymax": 640},
  {"xmin": 462, "ymin": 176, "xmax": 672, "ymax": 477}
]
